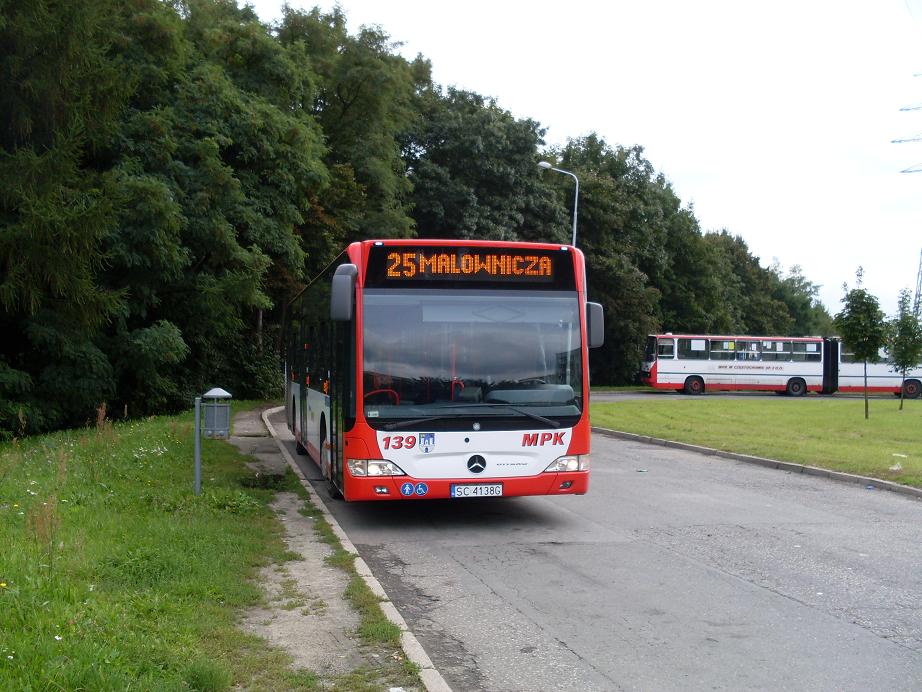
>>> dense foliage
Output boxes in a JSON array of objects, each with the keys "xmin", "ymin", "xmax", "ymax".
[{"xmin": 0, "ymin": 0, "xmax": 835, "ymax": 436}]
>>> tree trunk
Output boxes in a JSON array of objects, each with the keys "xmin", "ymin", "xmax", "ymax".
[{"xmin": 900, "ymin": 375, "xmax": 905, "ymax": 412}]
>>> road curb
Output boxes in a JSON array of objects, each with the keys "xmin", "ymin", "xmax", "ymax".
[
  {"xmin": 592, "ymin": 426, "xmax": 922, "ymax": 501},
  {"xmin": 261, "ymin": 406, "xmax": 452, "ymax": 692}
]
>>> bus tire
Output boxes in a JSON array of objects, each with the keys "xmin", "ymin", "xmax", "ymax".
[
  {"xmin": 903, "ymin": 379, "xmax": 921, "ymax": 399},
  {"xmin": 786, "ymin": 378, "xmax": 806, "ymax": 397},
  {"xmin": 684, "ymin": 376, "xmax": 704, "ymax": 395}
]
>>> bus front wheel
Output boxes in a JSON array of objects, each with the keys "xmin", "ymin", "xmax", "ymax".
[
  {"xmin": 903, "ymin": 379, "xmax": 921, "ymax": 399},
  {"xmin": 684, "ymin": 377, "xmax": 704, "ymax": 395},
  {"xmin": 787, "ymin": 378, "xmax": 806, "ymax": 397}
]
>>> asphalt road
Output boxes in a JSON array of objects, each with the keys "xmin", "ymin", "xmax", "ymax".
[{"xmin": 271, "ymin": 410, "xmax": 922, "ymax": 691}]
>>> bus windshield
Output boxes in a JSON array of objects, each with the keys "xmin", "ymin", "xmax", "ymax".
[{"xmin": 362, "ymin": 290, "xmax": 582, "ymax": 426}]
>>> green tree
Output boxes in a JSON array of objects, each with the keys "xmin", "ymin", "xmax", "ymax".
[
  {"xmin": 834, "ymin": 268, "xmax": 886, "ymax": 419},
  {"xmin": 772, "ymin": 264, "xmax": 834, "ymax": 336},
  {"xmin": 407, "ymin": 88, "xmax": 566, "ymax": 242},
  {"xmin": 277, "ymin": 6, "xmax": 422, "ymax": 250},
  {"xmin": 703, "ymin": 232, "xmax": 793, "ymax": 335},
  {"xmin": 548, "ymin": 137, "xmax": 666, "ymax": 383},
  {"xmin": 0, "ymin": 0, "xmax": 129, "ymax": 434},
  {"xmin": 887, "ymin": 288, "xmax": 922, "ymax": 410},
  {"xmin": 102, "ymin": 0, "xmax": 329, "ymax": 413}
]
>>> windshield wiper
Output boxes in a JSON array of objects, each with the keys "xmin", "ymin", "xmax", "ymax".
[
  {"xmin": 382, "ymin": 404, "xmax": 561, "ymax": 430},
  {"xmin": 383, "ymin": 415, "xmax": 456, "ymax": 431},
  {"xmin": 449, "ymin": 403, "xmax": 561, "ymax": 428}
]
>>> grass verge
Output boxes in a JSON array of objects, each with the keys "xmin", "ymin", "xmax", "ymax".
[
  {"xmin": 591, "ymin": 397, "xmax": 922, "ymax": 487},
  {"xmin": 0, "ymin": 404, "xmax": 416, "ymax": 690}
]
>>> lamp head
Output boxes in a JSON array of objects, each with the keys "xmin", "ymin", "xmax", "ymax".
[{"xmin": 537, "ymin": 161, "xmax": 552, "ymax": 170}]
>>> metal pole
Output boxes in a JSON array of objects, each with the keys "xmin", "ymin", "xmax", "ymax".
[
  {"xmin": 194, "ymin": 396, "xmax": 201, "ymax": 495},
  {"xmin": 537, "ymin": 162, "xmax": 579, "ymax": 247},
  {"xmin": 569, "ymin": 174, "xmax": 579, "ymax": 247}
]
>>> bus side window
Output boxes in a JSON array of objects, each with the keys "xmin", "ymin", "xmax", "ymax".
[
  {"xmin": 761, "ymin": 340, "xmax": 791, "ymax": 362},
  {"xmin": 736, "ymin": 340, "xmax": 761, "ymax": 361},
  {"xmin": 677, "ymin": 338, "xmax": 709, "ymax": 360},
  {"xmin": 710, "ymin": 340, "xmax": 735, "ymax": 361},
  {"xmin": 657, "ymin": 338, "xmax": 675, "ymax": 359},
  {"xmin": 793, "ymin": 342, "xmax": 821, "ymax": 362}
]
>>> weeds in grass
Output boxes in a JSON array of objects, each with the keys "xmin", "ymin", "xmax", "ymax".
[
  {"xmin": 26, "ymin": 495, "xmax": 59, "ymax": 575},
  {"xmin": 0, "ymin": 440, "xmax": 19, "ymax": 490},
  {"xmin": 1, "ymin": 406, "xmax": 419, "ymax": 690},
  {"xmin": 0, "ymin": 407, "xmax": 294, "ymax": 689}
]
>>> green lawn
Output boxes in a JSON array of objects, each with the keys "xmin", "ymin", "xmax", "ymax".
[
  {"xmin": 0, "ymin": 404, "xmax": 416, "ymax": 691},
  {"xmin": 590, "ymin": 397, "xmax": 922, "ymax": 488}
]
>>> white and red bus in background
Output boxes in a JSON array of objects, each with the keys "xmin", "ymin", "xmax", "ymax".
[
  {"xmin": 284, "ymin": 240, "xmax": 604, "ymax": 501},
  {"xmin": 640, "ymin": 334, "xmax": 922, "ymax": 398}
]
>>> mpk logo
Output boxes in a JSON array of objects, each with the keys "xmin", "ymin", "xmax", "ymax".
[{"xmin": 521, "ymin": 432, "xmax": 566, "ymax": 447}]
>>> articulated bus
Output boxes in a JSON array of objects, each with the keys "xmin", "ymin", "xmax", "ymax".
[
  {"xmin": 640, "ymin": 334, "xmax": 922, "ymax": 398},
  {"xmin": 284, "ymin": 240, "xmax": 604, "ymax": 501}
]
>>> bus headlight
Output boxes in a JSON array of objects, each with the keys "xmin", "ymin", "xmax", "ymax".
[
  {"xmin": 347, "ymin": 459, "xmax": 406, "ymax": 477},
  {"xmin": 544, "ymin": 455, "xmax": 590, "ymax": 472}
]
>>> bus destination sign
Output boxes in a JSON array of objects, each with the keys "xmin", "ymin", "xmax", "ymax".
[{"xmin": 384, "ymin": 249, "xmax": 554, "ymax": 282}]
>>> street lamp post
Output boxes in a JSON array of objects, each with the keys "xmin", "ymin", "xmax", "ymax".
[{"xmin": 538, "ymin": 161, "xmax": 579, "ymax": 246}]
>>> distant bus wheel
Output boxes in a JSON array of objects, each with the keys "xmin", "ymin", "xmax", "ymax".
[
  {"xmin": 684, "ymin": 376, "xmax": 704, "ymax": 395},
  {"xmin": 903, "ymin": 379, "xmax": 921, "ymax": 399},
  {"xmin": 787, "ymin": 378, "xmax": 806, "ymax": 397}
]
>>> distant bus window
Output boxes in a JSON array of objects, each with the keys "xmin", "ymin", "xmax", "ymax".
[
  {"xmin": 761, "ymin": 340, "xmax": 792, "ymax": 362},
  {"xmin": 793, "ymin": 342, "xmax": 821, "ymax": 362},
  {"xmin": 677, "ymin": 338, "xmax": 709, "ymax": 360},
  {"xmin": 841, "ymin": 345, "xmax": 857, "ymax": 363},
  {"xmin": 736, "ymin": 340, "xmax": 761, "ymax": 361},
  {"xmin": 709, "ymin": 340, "xmax": 735, "ymax": 361},
  {"xmin": 657, "ymin": 338, "xmax": 675, "ymax": 359}
]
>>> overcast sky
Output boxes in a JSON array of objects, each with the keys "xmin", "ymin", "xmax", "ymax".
[{"xmin": 252, "ymin": 0, "xmax": 922, "ymax": 316}]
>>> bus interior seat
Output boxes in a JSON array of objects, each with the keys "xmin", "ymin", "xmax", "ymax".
[{"xmin": 456, "ymin": 386, "xmax": 483, "ymax": 403}]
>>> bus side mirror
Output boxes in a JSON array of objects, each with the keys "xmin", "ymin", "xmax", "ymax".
[
  {"xmin": 587, "ymin": 302, "xmax": 604, "ymax": 348},
  {"xmin": 330, "ymin": 264, "xmax": 358, "ymax": 321}
]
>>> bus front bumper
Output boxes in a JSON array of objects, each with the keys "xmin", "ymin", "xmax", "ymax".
[{"xmin": 344, "ymin": 471, "xmax": 589, "ymax": 501}]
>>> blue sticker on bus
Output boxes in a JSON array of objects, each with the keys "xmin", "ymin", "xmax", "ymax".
[
  {"xmin": 400, "ymin": 482, "xmax": 415, "ymax": 497},
  {"xmin": 415, "ymin": 483, "xmax": 429, "ymax": 496},
  {"xmin": 420, "ymin": 433, "xmax": 435, "ymax": 453}
]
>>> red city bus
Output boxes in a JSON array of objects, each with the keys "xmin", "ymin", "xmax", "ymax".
[{"xmin": 284, "ymin": 240, "xmax": 604, "ymax": 501}]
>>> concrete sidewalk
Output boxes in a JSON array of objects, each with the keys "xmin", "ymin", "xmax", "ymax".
[
  {"xmin": 225, "ymin": 406, "xmax": 448, "ymax": 691},
  {"xmin": 225, "ymin": 408, "xmax": 367, "ymax": 682},
  {"xmin": 229, "ymin": 407, "xmax": 288, "ymax": 476}
]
